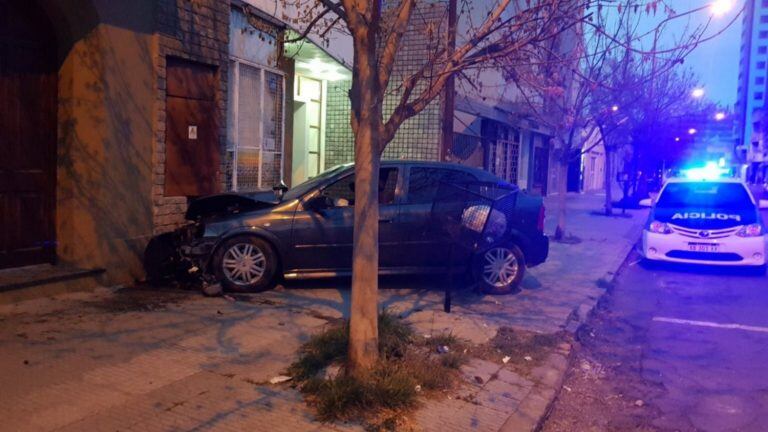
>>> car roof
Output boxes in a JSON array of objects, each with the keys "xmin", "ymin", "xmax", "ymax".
[{"xmin": 335, "ymin": 160, "xmax": 499, "ymax": 180}]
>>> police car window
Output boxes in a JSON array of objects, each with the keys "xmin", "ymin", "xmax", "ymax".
[
  {"xmin": 406, "ymin": 168, "xmax": 476, "ymax": 204},
  {"xmin": 656, "ymin": 183, "xmax": 753, "ymax": 209}
]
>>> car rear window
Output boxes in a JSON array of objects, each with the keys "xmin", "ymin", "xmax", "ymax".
[{"xmin": 656, "ymin": 182, "xmax": 754, "ymax": 209}]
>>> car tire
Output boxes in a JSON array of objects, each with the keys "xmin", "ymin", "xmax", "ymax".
[
  {"xmin": 143, "ymin": 233, "xmax": 182, "ymax": 287},
  {"xmin": 213, "ymin": 236, "xmax": 278, "ymax": 293},
  {"xmin": 474, "ymin": 243, "xmax": 526, "ymax": 295}
]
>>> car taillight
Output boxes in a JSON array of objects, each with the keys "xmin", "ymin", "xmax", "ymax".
[
  {"xmin": 648, "ymin": 220, "xmax": 672, "ymax": 234},
  {"xmin": 736, "ymin": 224, "xmax": 763, "ymax": 237},
  {"xmin": 537, "ymin": 206, "xmax": 545, "ymax": 232}
]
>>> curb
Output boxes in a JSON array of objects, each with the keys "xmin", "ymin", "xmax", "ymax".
[{"xmin": 499, "ymin": 226, "xmax": 642, "ymax": 432}]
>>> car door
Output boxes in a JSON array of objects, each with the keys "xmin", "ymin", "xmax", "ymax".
[
  {"xmin": 395, "ymin": 166, "xmax": 477, "ymax": 269},
  {"xmin": 289, "ymin": 166, "xmax": 401, "ymax": 273}
]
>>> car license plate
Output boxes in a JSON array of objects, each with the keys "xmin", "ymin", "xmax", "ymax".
[{"xmin": 688, "ymin": 242, "xmax": 719, "ymax": 253}]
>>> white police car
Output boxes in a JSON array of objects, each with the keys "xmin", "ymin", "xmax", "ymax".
[{"xmin": 640, "ymin": 176, "xmax": 768, "ymax": 268}]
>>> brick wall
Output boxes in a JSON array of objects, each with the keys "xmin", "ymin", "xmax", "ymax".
[{"xmin": 152, "ymin": 0, "xmax": 230, "ymax": 234}]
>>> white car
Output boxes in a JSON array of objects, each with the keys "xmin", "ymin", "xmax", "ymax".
[{"xmin": 640, "ymin": 177, "xmax": 768, "ymax": 268}]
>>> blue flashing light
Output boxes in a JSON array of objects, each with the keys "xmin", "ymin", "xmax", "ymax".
[{"xmin": 682, "ymin": 162, "xmax": 729, "ymax": 181}]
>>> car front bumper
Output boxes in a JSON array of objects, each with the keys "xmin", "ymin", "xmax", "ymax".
[{"xmin": 642, "ymin": 230, "xmax": 768, "ymax": 266}]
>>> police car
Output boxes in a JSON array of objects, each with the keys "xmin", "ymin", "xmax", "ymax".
[{"xmin": 640, "ymin": 174, "xmax": 768, "ymax": 268}]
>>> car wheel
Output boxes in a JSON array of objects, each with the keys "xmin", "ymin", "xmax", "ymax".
[
  {"xmin": 213, "ymin": 236, "xmax": 278, "ymax": 292},
  {"xmin": 475, "ymin": 243, "xmax": 525, "ymax": 295}
]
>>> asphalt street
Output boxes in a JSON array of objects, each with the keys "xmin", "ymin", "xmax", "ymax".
[
  {"xmin": 623, "ymin": 256, "xmax": 768, "ymax": 431},
  {"xmin": 544, "ymin": 248, "xmax": 768, "ymax": 432}
]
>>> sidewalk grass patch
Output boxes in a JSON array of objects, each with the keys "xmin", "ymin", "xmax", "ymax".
[
  {"xmin": 290, "ymin": 311, "xmax": 468, "ymax": 426},
  {"xmin": 472, "ymin": 327, "xmax": 568, "ymax": 372}
]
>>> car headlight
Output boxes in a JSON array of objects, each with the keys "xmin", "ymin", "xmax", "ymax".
[
  {"xmin": 736, "ymin": 224, "xmax": 763, "ymax": 237},
  {"xmin": 648, "ymin": 221, "xmax": 672, "ymax": 234}
]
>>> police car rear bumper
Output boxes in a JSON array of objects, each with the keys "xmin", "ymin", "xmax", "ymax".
[{"xmin": 642, "ymin": 230, "xmax": 768, "ymax": 266}]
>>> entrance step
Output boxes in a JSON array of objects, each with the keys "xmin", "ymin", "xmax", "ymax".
[{"xmin": 0, "ymin": 264, "xmax": 105, "ymax": 304}]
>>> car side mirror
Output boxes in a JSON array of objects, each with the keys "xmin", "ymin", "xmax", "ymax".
[
  {"xmin": 272, "ymin": 181, "xmax": 288, "ymax": 200},
  {"xmin": 759, "ymin": 199, "xmax": 768, "ymax": 210},
  {"xmin": 639, "ymin": 198, "xmax": 653, "ymax": 207}
]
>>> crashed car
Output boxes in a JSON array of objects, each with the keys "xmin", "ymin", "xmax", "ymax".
[{"xmin": 144, "ymin": 161, "xmax": 549, "ymax": 294}]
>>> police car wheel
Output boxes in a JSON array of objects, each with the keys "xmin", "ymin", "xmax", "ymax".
[{"xmin": 474, "ymin": 243, "xmax": 526, "ymax": 295}]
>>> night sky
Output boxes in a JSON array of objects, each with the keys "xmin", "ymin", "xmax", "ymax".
[{"xmin": 648, "ymin": 0, "xmax": 743, "ymax": 108}]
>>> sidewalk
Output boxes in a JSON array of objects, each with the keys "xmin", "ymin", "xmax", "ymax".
[{"xmin": 0, "ymin": 192, "xmax": 646, "ymax": 432}]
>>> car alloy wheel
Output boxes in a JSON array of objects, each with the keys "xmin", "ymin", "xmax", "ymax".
[
  {"xmin": 481, "ymin": 247, "xmax": 520, "ymax": 288},
  {"xmin": 222, "ymin": 243, "xmax": 267, "ymax": 286}
]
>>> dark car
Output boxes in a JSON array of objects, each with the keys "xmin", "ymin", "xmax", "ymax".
[{"xmin": 144, "ymin": 161, "xmax": 548, "ymax": 294}]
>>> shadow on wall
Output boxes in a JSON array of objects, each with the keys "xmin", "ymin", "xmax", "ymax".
[{"xmin": 51, "ymin": 0, "xmax": 157, "ymax": 285}]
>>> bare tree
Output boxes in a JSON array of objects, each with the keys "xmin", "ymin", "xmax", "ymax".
[
  {"xmin": 290, "ymin": 0, "xmax": 585, "ymax": 371},
  {"xmin": 507, "ymin": 0, "xmax": 738, "ymax": 236}
]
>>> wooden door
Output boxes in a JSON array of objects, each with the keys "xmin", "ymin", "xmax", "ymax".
[
  {"xmin": 0, "ymin": 1, "xmax": 58, "ymax": 269},
  {"xmin": 165, "ymin": 58, "xmax": 220, "ymax": 197}
]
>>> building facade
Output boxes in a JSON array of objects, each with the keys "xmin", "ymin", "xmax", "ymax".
[
  {"xmin": 0, "ymin": 0, "xmax": 559, "ymax": 290},
  {"xmin": 736, "ymin": 0, "xmax": 768, "ymax": 166},
  {"xmin": 1, "ymin": 0, "xmax": 229, "ymax": 285}
]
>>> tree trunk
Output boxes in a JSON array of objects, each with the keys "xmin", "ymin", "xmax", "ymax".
[
  {"xmin": 348, "ymin": 119, "xmax": 381, "ymax": 372},
  {"xmin": 554, "ymin": 159, "xmax": 568, "ymax": 240},
  {"xmin": 604, "ymin": 147, "xmax": 613, "ymax": 216}
]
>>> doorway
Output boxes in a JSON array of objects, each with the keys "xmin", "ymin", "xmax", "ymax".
[
  {"xmin": 291, "ymin": 75, "xmax": 325, "ymax": 186},
  {"xmin": 0, "ymin": 1, "xmax": 58, "ymax": 268}
]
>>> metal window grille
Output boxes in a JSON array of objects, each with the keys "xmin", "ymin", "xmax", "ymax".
[
  {"xmin": 227, "ymin": 59, "xmax": 285, "ymax": 192},
  {"xmin": 487, "ymin": 138, "xmax": 520, "ymax": 184}
]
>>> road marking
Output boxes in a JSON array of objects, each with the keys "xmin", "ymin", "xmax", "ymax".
[{"xmin": 653, "ymin": 317, "xmax": 768, "ymax": 334}]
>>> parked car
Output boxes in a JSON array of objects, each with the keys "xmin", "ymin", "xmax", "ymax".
[
  {"xmin": 144, "ymin": 161, "xmax": 549, "ymax": 294},
  {"xmin": 640, "ymin": 176, "xmax": 768, "ymax": 269}
]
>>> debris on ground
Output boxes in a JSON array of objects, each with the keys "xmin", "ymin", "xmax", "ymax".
[
  {"xmin": 202, "ymin": 282, "xmax": 223, "ymax": 297},
  {"xmin": 269, "ymin": 375, "xmax": 292, "ymax": 384},
  {"xmin": 223, "ymin": 295, "xmax": 236, "ymax": 302},
  {"xmin": 502, "ymin": 355, "xmax": 511, "ymax": 364}
]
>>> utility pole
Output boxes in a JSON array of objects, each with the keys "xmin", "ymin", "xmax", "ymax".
[{"xmin": 440, "ymin": 0, "xmax": 457, "ymax": 162}]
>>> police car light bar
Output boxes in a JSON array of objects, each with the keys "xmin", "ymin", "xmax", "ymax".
[{"xmin": 681, "ymin": 162, "xmax": 730, "ymax": 181}]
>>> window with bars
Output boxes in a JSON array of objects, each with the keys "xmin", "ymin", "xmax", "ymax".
[
  {"xmin": 487, "ymin": 139, "xmax": 520, "ymax": 184},
  {"xmin": 226, "ymin": 60, "xmax": 285, "ymax": 192}
]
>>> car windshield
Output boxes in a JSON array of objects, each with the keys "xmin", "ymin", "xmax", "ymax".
[
  {"xmin": 281, "ymin": 165, "xmax": 349, "ymax": 201},
  {"xmin": 656, "ymin": 182, "xmax": 754, "ymax": 210}
]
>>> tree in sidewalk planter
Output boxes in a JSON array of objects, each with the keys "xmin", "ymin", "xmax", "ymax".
[
  {"xmin": 506, "ymin": 0, "xmax": 739, "ymax": 233},
  {"xmin": 290, "ymin": 0, "xmax": 587, "ymax": 372}
]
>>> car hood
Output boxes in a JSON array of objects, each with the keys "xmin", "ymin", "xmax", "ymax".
[
  {"xmin": 185, "ymin": 192, "xmax": 279, "ymax": 221},
  {"xmin": 653, "ymin": 206, "xmax": 759, "ymax": 229}
]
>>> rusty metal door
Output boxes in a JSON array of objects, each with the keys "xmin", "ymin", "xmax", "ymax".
[{"xmin": 165, "ymin": 58, "xmax": 220, "ymax": 197}]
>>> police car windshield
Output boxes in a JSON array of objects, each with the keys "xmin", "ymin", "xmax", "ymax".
[{"xmin": 656, "ymin": 182, "xmax": 753, "ymax": 210}]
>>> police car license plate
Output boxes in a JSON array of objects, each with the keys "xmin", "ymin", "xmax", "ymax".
[{"xmin": 688, "ymin": 242, "xmax": 719, "ymax": 253}]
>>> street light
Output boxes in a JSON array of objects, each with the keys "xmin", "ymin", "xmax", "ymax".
[
  {"xmin": 710, "ymin": 0, "xmax": 734, "ymax": 16},
  {"xmin": 688, "ymin": 128, "xmax": 697, "ymax": 135},
  {"xmin": 611, "ymin": 105, "xmax": 619, "ymax": 112},
  {"xmin": 692, "ymin": 88, "xmax": 705, "ymax": 98},
  {"xmin": 715, "ymin": 112, "xmax": 726, "ymax": 121},
  {"xmin": 675, "ymin": 137, "xmax": 681, "ymax": 142}
]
